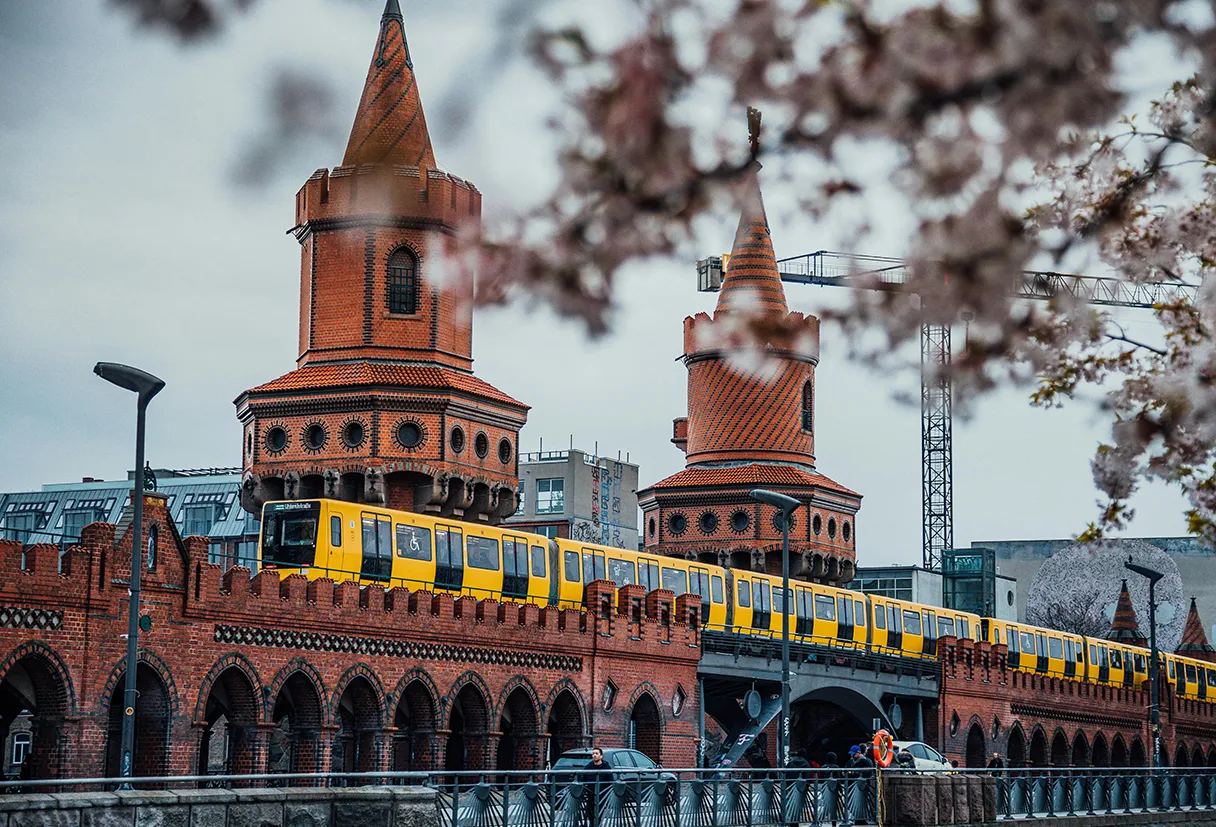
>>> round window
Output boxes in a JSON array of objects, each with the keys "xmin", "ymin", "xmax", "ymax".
[
  {"xmin": 1007, "ymin": 590, "xmax": 1015, "ymax": 606},
  {"xmin": 648, "ymin": 517, "xmax": 656, "ymax": 538},
  {"xmin": 342, "ymin": 420, "xmax": 365, "ymax": 449},
  {"xmin": 827, "ymin": 517, "xmax": 837, "ymax": 539},
  {"xmin": 265, "ymin": 426, "xmax": 288, "ymax": 454},
  {"xmin": 498, "ymin": 438, "xmax": 513, "ymax": 464},
  {"xmin": 450, "ymin": 427, "xmax": 466, "ymax": 453},
  {"xmin": 699, "ymin": 511, "xmax": 719, "ymax": 534},
  {"xmin": 842, "ymin": 521, "xmax": 851, "ymax": 542},
  {"xmin": 304, "ymin": 423, "xmax": 326, "ymax": 450},
  {"xmin": 730, "ymin": 510, "xmax": 750, "ymax": 533},
  {"xmin": 396, "ymin": 421, "xmax": 423, "ymax": 449},
  {"xmin": 474, "ymin": 432, "xmax": 489, "ymax": 458},
  {"xmin": 668, "ymin": 513, "xmax": 688, "ymax": 536},
  {"xmin": 772, "ymin": 511, "xmax": 796, "ymax": 533},
  {"xmin": 812, "ymin": 514, "xmax": 822, "ymax": 535}
]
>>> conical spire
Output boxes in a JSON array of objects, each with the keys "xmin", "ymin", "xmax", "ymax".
[
  {"xmin": 714, "ymin": 109, "xmax": 788, "ymax": 318},
  {"xmin": 1107, "ymin": 580, "xmax": 1148, "ymax": 648},
  {"xmin": 342, "ymin": 0, "xmax": 436, "ymax": 169},
  {"xmin": 1176, "ymin": 597, "xmax": 1216, "ymax": 662}
]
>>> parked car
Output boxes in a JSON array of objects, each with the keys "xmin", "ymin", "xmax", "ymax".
[
  {"xmin": 890, "ymin": 741, "xmax": 952, "ymax": 771},
  {"xmin": 552, "ymin": 748, "xmax": 675, "ymax": 782}
]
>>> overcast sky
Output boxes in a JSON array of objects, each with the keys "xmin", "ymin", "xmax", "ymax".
[{"xmin": 0, "ymin": 0, "xmax": 1198, "ymax": 566}]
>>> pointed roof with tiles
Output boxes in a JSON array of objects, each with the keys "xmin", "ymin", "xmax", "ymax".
[
  {"xmin": 713, "ymin": 170, "xmax": 789, "ymax": 318},
  {"xmin": 1176, "ymin": 597, "xmax": 1216, "ymax": 662},
  {"xmin": 342, "ymin": 0, "xmax": 437, "ymax": 169},
  {"xmin": 1107, "ymin": 580, "xmax": 1148, "ymax": 648}
]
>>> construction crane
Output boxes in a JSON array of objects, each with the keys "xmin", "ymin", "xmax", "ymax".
[{"xmin": 695, "ymin": 251, "xmax": 1198, "ymax": 571}]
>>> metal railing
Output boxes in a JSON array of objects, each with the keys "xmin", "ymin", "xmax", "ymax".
[{"xmin": 701, "ymin": 628, "xmax": 940, "ymax": 680}]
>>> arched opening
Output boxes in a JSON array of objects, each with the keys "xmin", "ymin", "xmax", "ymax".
[
  {"xmin": 1111, "ymin": 735, "xmax": 1128, "ymax": 767},
  {"xmin": 299, "ymin": 474, "xmax": 324, "ymax": 500},
  {"xmin": 0, "ymin": 652, "xmax": 70, "ymax": 780},
  {"xmin": 546, "ymin": 690, "xmax": 585, "ymax": 768},
  {"xmin": 1050, "ymin": 731, "xmax": 1070, "ymax": 767},
  {"xmin": 1175, "ymin": 743, "xmax": 1190, "ymax": 768},
  {"xmin": 387, "ymin": 248, "xmax": 419, "ymax": 315},
  {"xmin": 1207, "ymin": 746, "xmax": 1216, "ymax": 768},
  {"xmin": 332, "ymin": 677, "xmax": 382, "ymax": 774},
  {"xmin": 393, "ymin": 680, "xmax": 437, "ymax": 772},
  {"xmin": 198, "ymin": 667, "xmax": 258, "ymax": 777},
  {"xmin": 339, "ymin": 473, "xmax": 364, "ymax": 503},
  {"xmin": 1006, "ymin": 727, "xmax": 1026, "ymax": 768},
  {"xmin": 801, "ymin": 382, "xmax": 813, "ymax": 432},
  {"xmin": 1159, "ymin": 740, "xmax": 1170, "ymax": 767},
  {"xmin": 627, "ymin": 694, "xmax": 661, "ymax": 764},
  {"xmin": 445, "ymin": 683, "xmax": 489, "ymax": 771},
  {"xmin": 787, "ymin": 687, "xmax": 887, "ymax": 767},
  {"xmin": 1193, "ymin": 744, "xmax": 1205, "ymax": 768},
  {"xmin": 496, "ymin": 687, "xmax": 540, "ymax": 771},
  {"xmin": 1092, "ymin": 733, "xmax": 1109, "ymax": 768},
  {"xmin": 965, "ymin": 723, "xmax": 986, "ymax": 768},
  {"xmin": 1071, "ymin": 731, "xmax": 1090, "ymax": 767},
  {"xmin": 269, "ymin": 672, "xmax": 323, "ymax": 775},
  {"xmin": 728, "ymin": 550, "xmax": 752, "ymax": 571},
  {"xmin": 105, "ymin": 664, "xmax": 171, "ymax": 778},
  {"xmin": 1029, "ymin": 729, "xmax": 1048, "ymax": 768},
  {"xmin": 1129, "ymin": 737, "xmax": 1146, "ymax": 768}
]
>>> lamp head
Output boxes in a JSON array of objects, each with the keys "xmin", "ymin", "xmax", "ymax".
[
  {"xmin": 94, "ymin": 362, "xmax": 165, "ymax": 401},
  {"xmin": 1125, "ymin": 561, "xmax": 1164, "ymax": 584},
  {"xmin": 749, "ymin": 489, "xmax": 801, "ymax": 515}
]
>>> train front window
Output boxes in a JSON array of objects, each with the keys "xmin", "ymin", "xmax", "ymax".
[{"xmin": 261, "ymin": 502, "xmax": 320, "ymax": 567}]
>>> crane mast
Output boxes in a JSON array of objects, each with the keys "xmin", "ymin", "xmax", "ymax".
[{"xmin": 695, "ymin": 251, "xmax": 1197, "ymax": 571}]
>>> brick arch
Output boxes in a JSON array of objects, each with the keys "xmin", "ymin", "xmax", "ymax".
[
  {"xmin": 384, "ymin": 239, "xmax": 425, "ymax": 265},
  {"xmin": 329, "ymin": 664, "xmax": 388, "ymax": 726},
  {"xmin": 196, "ymin": 659, "xmax": 262, "ymax": 776},
  {"xmin": 1092, "ymin": 732, "xmax": 1110, "ymax": 767},
  {"xmin": 0, "ymin": 641, "xmax": 77, "ymax": 780},
  {"xmin": 626, "ymin": 684, "xmax": 664, "ymax": 764},
  {"xmin": 1192, "ymin": 743, "xmax": 1205, "ymax": 767},
  {"xmin": 1111, "ymin": 733, "xmax": 1128, "ymax": 767},
  {"xmin": 1006, "ymin": 723, "xmax": 1027, "ymax": 767},
  {"xmin": 0, "ymin": 641, "xmax": 76, "ymax": 716},
  {"xmin": 544, "ymin": 681, "xmax": 587, "ymax": 767},
  {"xmin": 1050, "ymin": 728, "xmax": 1070, "ymax": 767},
  {"xmin": 265, "ymin": 658, "xmax": 327, "ymax": 724},
  {"xmin": 1175, "ymin": 741, "xmax": 1191, "ymax": 768},
  {"xmin": 1129, "ymin": 736, "xmax": 1147, "ymax": 767},
  {"xmin": 331, "ymin": 665, "xmax": 385, "ymax": 774},
  {"xmin": 445, "ymin": 670, "xmax": 492, "ymax": 771},
  {"xmin": 100, "ymin": 653, "xmax": 177, "ymax": 779},
  {"xmin": 97, "ymin": 649, "xmax": 180, "ymax": 719},
  {"xmin": 1071, "ymin": 729, "xmax": 1090, "ymax": 767},
  {"xmin": 1029, "ymin": 725, "xmax": 1048, "ymax": 767},
  {"xmin": 193, "ymin": 653, "xmax": 266, "ymax": 724},
  {"xmin": 964, "ymin": 716, "xmax": 987, "ymax": 768},
  {"xmin": 1207, "ymin": 745, "xmax": 1216, "ymax": 768},
  {"xmin": 392, "ymin": 668, "xmax": 440, "ymax": 771},
  {"xmin": 496, "ymin": 676, "xmax": 542, "ymax": 770}
]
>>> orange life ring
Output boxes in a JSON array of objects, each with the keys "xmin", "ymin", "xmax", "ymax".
[{"xmin": 872, "ymin": 729, "xmax": 894, "ymax": 767}]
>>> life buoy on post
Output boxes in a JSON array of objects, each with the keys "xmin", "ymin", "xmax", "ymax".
[{"xmin": 872, "ymin": 729, "xmax": 894, "ymax": 768}]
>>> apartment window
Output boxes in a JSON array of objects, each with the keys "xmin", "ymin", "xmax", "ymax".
[
  {"xmin": 3, "ymin": 514, "xmax": 35, "ymax": 543},
  {"xmin": 387, "ymin": 248, "xmax": 418, "ymax": 314},
  {"xmin": 64, "ymin": 508, "xmax": 105, "ymax": 542},
  {"xmin": 535, "ymin": 525, "xmax": 560, "ymax": 540},
  {"xmin": 12, "ymin": 732, "xmax": 30, "ymax": 767},
  {"xmin": 536, "ymin": 478, "xmax": 565, "ymax": 514},
  {"xmin": 183, "ymin": 504, "xmax": 217, "ymax": 537},
  {"xmin": 516, "ymin": 480, "xmax": 526, "ymax": 515}
]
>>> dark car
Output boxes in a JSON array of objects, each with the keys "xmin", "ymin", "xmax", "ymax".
[{"xmin": 552, "ymin": 748, "xmax": 674, "ymax": 782}]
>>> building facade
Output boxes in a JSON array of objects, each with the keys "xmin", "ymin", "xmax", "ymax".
[
  {"xmin": 235, "ymin": 0, "xmax": 527, "ymax": 524},
  {"xmin": 506, "ymin": 448, "xmax": 639, "ymax": 549},
  {"xmin": 638, "ymin": 164, "xmax": 861, "ymax": 585}
]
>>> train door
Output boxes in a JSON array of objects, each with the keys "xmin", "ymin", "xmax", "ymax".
[
  {"xmin": 836, "ymin": 593, "xmax": 854, "ymax": 644},
  {"xmin": 1063, "ymin": 638, "xmax": 1077, "ymax": 679},
  {"xmin": 1006, "ymin": 628, "xmax": 1020, "ymax": 671},
  {"xmin": 393, "ymin": 520, "xmax": 435, "ymax": 590},
  {"xmin": 901, "ymin": 608, "xmax": 923, "ymax": 656},
  {"xmin": 736, "ymin": 577, "xmax": 753, "ymax": 632},
  {"xmin": 923, "ymin": 611, "xmax": 937, "ymax": 656},
  {"xmin": 795, "ymin": 588, "xmax": 812, "ymax": 635},
  {"xmin": 813, "ymin": 592, "xmax": 837, "ymax": 644},
  {"xmin": 529, "ymin": 541, "xmax": 552, "ymax": 605},
  {"xmin": 753, "ymin": 580, "xmax": 772, "ymax": 632},
  {"xmin": 1186, "ymin": 662, "xmax": 1198, "ymax": 698},
  {"xmin": 871, "ymin": 599, "xmax": 888, "ymax": 651},
  {"xmin": 887, "ymin": 604, "xmax": 903, "ymax": 652},
  {"xmin": 691, "ymin": 566, "xmax": 712, "ymax": 625},
  {"xmin": 852, "ymin": 596, "xmax": 867, "ymax": 647},
  {"xmin": 502, "ymin": 535, "xmax": 530, "ymax": 600},
  {"xmin": 434, "ymin": 524, "xmax": 464, "ymax": 592},
  {"xmin": 1096, "ymin": 644, "xmax": 1110, "ymax": 684},
  {"xmin": 1199, "ymin": 665, "xmax": 1209, "ymax": 700},
  {"xmin": 359, "ymin": 512, "xmax": 392, "ymax": 583},
  {"xmin": 1035, "ymin": 633, "xmax": 1048, "ymax": 674},
  {"xmin": 581, "ymin": 549, "xmax": 607, "ymax": 593},
  {"xmin": 709, "ymin": 572, "xmax": 726, "ymax": 628},
  {"xmin": 1171, "ymin": 656, "xmax": 1183, "ymax": 695}
]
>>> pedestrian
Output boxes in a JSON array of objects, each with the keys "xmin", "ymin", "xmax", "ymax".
[
  {"xmin": 787, "ymin": 747, "xmax": 812, "ymax": 769},
  {"xmin": 821, "ymin": 751, "xmax": 840, "ymax": 769},
  {"xmin": 847, "ymin": 745, "xmax": 874, "ymax": 770},
  {"xmin": 986, "ymin": 752, "xmax": 1006, "ymax": 770},
  {"xmin": 582, "ymin": 747, "xmax": 613, "ymax": 827}
]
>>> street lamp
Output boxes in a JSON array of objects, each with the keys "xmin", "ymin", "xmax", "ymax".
[
  {"xmin": 750, "ymin": 489, "xmax": 801, "ymax": 768},
  {"xmin": 1125, "ymin": 558, "xmax": 1164, "ymax": 768},
  {"xmin": 95, "ymin": 362, "xmax": 165, "ymax": 782}
]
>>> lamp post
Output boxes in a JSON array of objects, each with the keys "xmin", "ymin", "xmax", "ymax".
[
  {"xmin": 1125, "ymin": 558, "xmax": 1163, "ymax": 768},
  {"xmin": 750, "ymin": 489, "xmax": 801, "ymax": 768},
  {"xmin": 95, "ymin": 362, "xmax": 165, "ymax": 782}
]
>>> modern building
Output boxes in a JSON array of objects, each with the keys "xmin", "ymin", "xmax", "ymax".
[
  {"xmin": 506, "ymin": 448, "xmax": 640, "ymax": 550},
  {"xmin": 850, "ymin": 552, "xmax": 1017, "ymax": 621},
  {"xmin": 850, "ymin": 565, "xmax": 942, "ymax": 605},
  {"xmin": 637, "ymin": 159, "xmax": 861, "ymax": 586},
  {"xmin": 0, "ymin": 468, "xmax": 259, "ymax": 570}
]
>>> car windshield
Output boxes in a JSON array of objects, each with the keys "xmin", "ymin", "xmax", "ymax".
[
  {"xmin": 261, "ymin": 502, "xmax": 320, "ymax": 567},
  {"xmin": 553, "ymin": 754, "xmax": 592, "ymax": 769}
]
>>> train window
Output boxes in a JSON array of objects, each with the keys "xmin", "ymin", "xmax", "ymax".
[
  {"xmin": 581, "ymin": 552, "xmax": 606, "ymax": 583},
  {"xmin": 814, "ymin": 594, "xmax": 836, "ymax": 621},
  {"xmin": 360, "ymin": 514, "xmax": 392, "ymax": 581},
  {"xmin": 1099, "ymin": 647, "xmax": 1109, "ymax": 667},
  {"xmin": 503, "ymin": 538, "xmax": 528, "ymax": 577},
  {"xmin": 662, "ymin": 567, "xmax": 689, "ymax": 595},
  {"xmin": 924, "ymin": 612, "xmax": 936, "ymax": 641},
  {"xmin": 1020, "ymin": 632, "xmax": 1035, "ymax": 654},
  {"xmin": 796, "ymin": 590, "xmax": 811, "ymax": 619},
  {"xmin": 1064, "ymin": 640, "xmax": 1074, "ymax": 662},
  {"xmin": 903, "ymin": 610, "xmax": 922, "ymax": 636},
  {"xmin": 1110, "ymin": 649, "xmax": 1122, "ymax": 669},
  {"xmin": 1187, "ymin": 663, "xmax": 1197, "ymax": 682},
  {"xmin": 1007, "ymin": 629, "xmax": 1018, "ymax": 653},
  {"xmin": 889, "ymin": 606, "xmax": 902, "ymax": 633},
  {"xmin": 1090, "ymin": 644, "xmax": 1098, "ymax": 664},
  {"xmin": 738, "ymin": 580, "xmax": 751, "ymax": 607},
  {"xmin": 531, "ymin": 545, "xmax": 546, "ymax": 577},
  {"xmin": 639, "ymin": 561, "xmax": 660, "ymax": 592},
  {"xmin": 959, "ymin": 619, "xmax": 970, "ymax": 640},
  {"xmin": 396, "ymin": 524, "xmax": 432, "ymax": 560},
  {"xmin": 753, "ymin": 581, "xmax": 771, "ymax": 613},
  {"xmin": 938, "ymin": 617, "xmax": 956, "ymax": 638},
  {"xmin": 1049, "ymin": 638, "xmax": 1063, "ymax": 660},
  {"xmin": 1169, "ymin": 659, "xmax": 1176, "ymax": 679},
  {"xmin": 874, "ymin": 604, "xmax": 886, "ymax": 630},
  {"xmin": 1207, "ymin": 669, "xmax": 1216, "ymax": 688},
  {"xmin": 695, "ymin": 572, "xmax": 712, "ymax": 603},
  {"xmin": 854, "ymin": 601, "xmax": 866, "ymax": 626},
  {"xmin": 607, "ymin": 557, "xmax": 636, "ymax": 586},
  {"xmin": 564, "ymin": 551, "xmax": 579, "ymax": 582},
  {"xmin": 467, "ymin": 536, "xmax": 500, "ymax": 571},
  {"xmin": 774, "ymin": 588, "xmax": 786, "ymax": 616},
  {"xmin": 711, "ymin": 575, "xmax": 724, "ymax": 604},
  {"xmin": 1134, "ymin": 653, "xmax": 1146, "ymax": 672},
  {"xmin": 331, "ymin": 515, "xmax": 343, "ymax": 547},
  {"xmin": 838, "ymin": 596, "xmax": 852, "ymax": 626}
]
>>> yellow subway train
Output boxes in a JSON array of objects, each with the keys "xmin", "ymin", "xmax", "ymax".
[{"xmin": 258, "ymin": 498, "xmax": 1211, "ymax": 703}]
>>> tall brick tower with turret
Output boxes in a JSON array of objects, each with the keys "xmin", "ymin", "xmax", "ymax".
[
  {"xmin": 236, "ymin": 0, "xmax": 528, "ymax": 523},
  {"xmin": 638, "ymin": 156, "xmax": 860, "ymax": 585}
]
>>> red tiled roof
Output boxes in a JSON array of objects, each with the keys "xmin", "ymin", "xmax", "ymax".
[
  {"xmin": 642, "ymin": 463, "xmax": 860, "ymax": 498},
  {"xmin": 244, "ymin": 363, "xmax": 527, "ymax": 409},
  {"xmin": 1106, "ymin": 580, "xmax": 1148, "ymax": 647},
  {"xmin": 714, "ymin": 168, "xmax": 788, "ymax": 317},
  {"xmin": 1177, "ymin": 597, "xmax": 1216, "ymax": 660}
]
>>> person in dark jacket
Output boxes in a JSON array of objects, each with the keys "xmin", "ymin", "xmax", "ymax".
[
  {"xmin": 820, "ymin": 751, "xmax": 840, "ymax": 769},
  {"xmin": 583, "ymin": 748, "xmax": 613, "ymax": 827}
]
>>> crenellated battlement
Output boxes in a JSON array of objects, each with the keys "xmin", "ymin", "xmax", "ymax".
[
  {"xmin": 296, "ymin": 164, "xmax": 481, "ymax": 233},
  {"xmin": 682, "ymin": 309, "xmax": 820, "ymax": 360}
]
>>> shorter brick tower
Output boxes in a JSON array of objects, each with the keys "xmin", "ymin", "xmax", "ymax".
[
  {"xmin": 1107, "ymin": 580, "xmax": 1148, "ymax": 648},
  {"xmin": 235, "ymin": 0, "xmax": 528, "ymax": 522},
  {"xmin": 637, "ymin": 163, "xmax": 860, "ymax": 585},
  {"xmin": 1176, "ymin": 597, "xmax": 1216, "ymax": 663}
]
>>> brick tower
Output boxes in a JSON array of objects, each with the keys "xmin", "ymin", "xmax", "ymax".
[
  {"xmin": 637, "ymin": 161, "xmax": 860, "ymax": 585},
  {"xmin": 235, "ymin": 0, "xmax": 528, "ymax": 522},
  {"xmin": 1107, "ymin": 580, "xmax": 1148, "ymax": 648},
  {"xmin": 1176, "ymin": 597, "xmax": 1216, "ymax": 663}
]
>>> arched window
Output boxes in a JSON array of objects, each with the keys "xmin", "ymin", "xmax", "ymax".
[
  {"xmin": 801, "ymin": 381, "xmax": 813, "ymax": 432},
  {"xmin": 147, "ymin": 525, "xmax": 158, "ymax": 571},
  {"xmin": 387, "ymin": 248, "xmax": 418, "ymax": 315}
]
